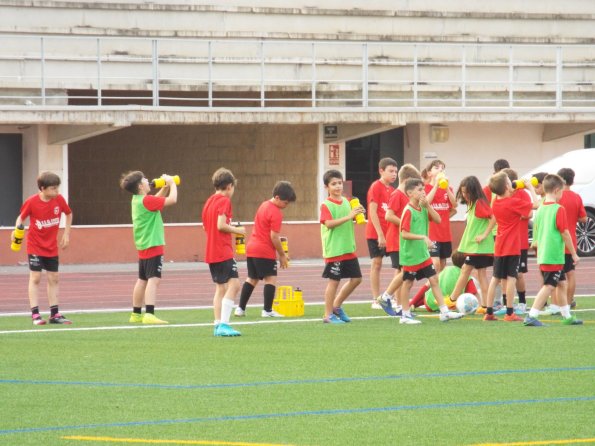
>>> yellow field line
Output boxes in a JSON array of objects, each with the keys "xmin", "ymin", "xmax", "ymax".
[
  {"xmin": 62, "ymin": 435, "xmax": 297, "ymax": 446},
  {"xmin": 471, "ymin": 437, "xmax": 595, "ymax": 445}
]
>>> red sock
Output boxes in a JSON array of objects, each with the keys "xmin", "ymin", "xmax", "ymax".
[{"xmin": 410, "ymin": 284, "xmax": 430, "ymax": 308}]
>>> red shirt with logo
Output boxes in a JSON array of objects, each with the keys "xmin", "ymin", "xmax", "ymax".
[
  {"xmin": 425, "ymin": 184, "xmax": 453, "ymax": 242},
  {"xmin": 20, "ymin": 194, "xmax": 72, "ymax": 257},
  {"xmin": 385, "ymin": 188, "xmax": 409, "ymax": 253},
  {"xmin": 202, "ymin": 193, "xmax": 233, "ymax": 264},
  {"xmin": 492, "ymin": 194, "xmax": 533, "ymax": 256},
  {"xmin": 247, "ymin": 200, "xmax": 283, "ymax": 260},
  {"xmin": 365, "ymin": 180, "xmax": 394, "ymax": 239},
  {"xmin": 558, "ymin": 189, "xmax": 587, "ymax": 252}
]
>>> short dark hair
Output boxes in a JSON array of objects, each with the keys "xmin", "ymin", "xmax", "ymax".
[
  {"xmin": 493, "ymin": 159, "xmax": 510, "ymax": 173},
  {"xmin": 451, "ymin": 250, "xmax": 466, "ymax": 268},
  {"xmin": 404, "ymin": 178, "xmax": 424, "ymax": 192},
  {"xmin": 120, "ymin": 170, "xmax": 144, "ymax": 194},
  {"xmin": 543, "ymin": 174, "xmax": 565, "ymax": 193},
  {"xmin": 272, "ymin": 180, "xmax": 296, "ymax": 202},
  {"xmin": 532, "ymin": 171, "xmax": 548, "ymax": 184},
  {"xmin": 425, "ymin": 159, "xmax": 446, "ymax": 172},
  {"xmin": 379, "ymin": 157, "xmax": 398, "ymax": 170},
  {"xmin": 398, "ymin": 164, "xmax": 421, "ymax": 182},
  {"xmin": 212, "ymin": 168, "xmax": 236, "ymax": 190},
  {"xmin": 501, "ymin": 168, "xmax": 518, "ymax": 182},
  {"xmin": 37, "ymin": 171, "xmax": 61, "ymax": 190},
  {"xmin": 323, "ymin": 169, "xmax": 343, "ymax": 186},
  {"xmin": 557, "ymin": 168, "xmax": 575, "ymax": 186}
]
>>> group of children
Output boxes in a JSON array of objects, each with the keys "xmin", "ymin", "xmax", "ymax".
[{"xmin": 12, "ymin": 156, "xmax": 584, "ymax": 333}]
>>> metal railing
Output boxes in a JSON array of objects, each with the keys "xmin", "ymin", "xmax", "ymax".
[{"xmin": 0, "ymin": 35, "xmax": 594, "ymax": 110}]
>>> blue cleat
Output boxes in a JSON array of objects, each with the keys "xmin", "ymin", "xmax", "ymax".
[
  {"xmin": 376, "ymin": 296, "xmax": 397, "ymax": 317},
  {"xmin": 333, "ymin": 307, "xmax": 351, "ymax": 323},
  {"xmin": 324, "ymin": 314, "xmax": 346, "ymax": 324},
  {"xmin": 214, "ymin": 323, "xmax": 241, "ymax": 337},
  {"xmin": 523, "ymin": 317, "xmax": 544, "ymax": 327}
]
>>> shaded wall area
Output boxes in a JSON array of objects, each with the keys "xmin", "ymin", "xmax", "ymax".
[{"xmin": 68, "ymin": 124, "xmax": 319, "ymax": 225}]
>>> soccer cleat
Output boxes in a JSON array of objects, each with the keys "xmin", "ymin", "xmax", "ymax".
[
  {"xmin": 494, "ymin": 307, "xmax": 507, "ymax": 316},
  {"xmin": 142, "ymin": 313, "xmax": 168, "ymax": 324},
  {"xmin": 541, "ymin": 305, "xmax": 561, "ymax": 316},
  {"xmin": 483, "ymin": 313, "xmax": 498, "ymax": 322},
  {"xmin": 129, "ymin": 312, "xmax": 143, "ymax": 323},
  {"xmin": 32, "ymin": 314, "xmax": 46, "ymax": 326},
  {"xmin": 570, "ymin": 300, "xmax": 577, "ymax": 309},
  {"xmin": 49, "ymin": 313, "xmax": 72, "ymax": 325},
  {"xmin": 375, "ymin": 296, "xmax": 397, "ymax": 316},
  {"xmin": 399, "ymin": 314, "xmax": 422, "ymax": 325},
  {"xmin": 516, "ymin": 303, "xmax": 527, "ymax": 314},
  {"xmin": 476, "ymin": 307, "xmax": 487, "ymax": 315},
  {"xmin": 261, "ymin": 309, "xmax": 284, "ymax": 318},
  {"xmin": 234, "ymin": 307, "xmax": 246, "ymax": 317},
  {"xmin": 371, "ymin": 301, "xmax": 382, "ymax": 310},
  {"xmin": 561, "ymin": 315, "xmax": 583, "ymax": 326},
  {"xmin": 214, "ymin": 323, "xmax": 241, "ymax": 337},
  {"xmin": 439, "ymin": 311, "xmax": 464, "ymax": 322},
  {"xmin": 323, "ymin": 314, "xmax": 345, "ymax": 324},
  {"xmin": 333, "ymin": 307, "xmax": 351, "ymax": 323},
  {"xmin": 523, "ymin": 316, "xmax": 544, "ymax": 327},
  {"xmin": 503, "ymin": 313, "xmax": 523, "ymax": 322}
]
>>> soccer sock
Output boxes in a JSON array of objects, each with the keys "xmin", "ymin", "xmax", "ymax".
[
  {"xmin": 238, "ymin": 282, "xmax": 255, "ymax": 310},
  {"xmin": 560, "ymin": 305, "xmax": 571, "ymax": 319},
  {"xmin": 133, "ymin": 307, "xmax": 142, "ymax": 314},
  {"xmin": 263, "ymin": 284, "xmax": 276, "ymax": 312},
  {"xmin": 506, "ymin": 306, "xmax": 514, "ymax": 316},
  {"xmin": 381, "ymin": 291, "xmax": 392, "ymax": 302},
  {"xmin": 518, "ymin": 291, "xmax": 526, "ymax": 304},
  {"xmin": 439, "ymin": 305, "xmax": 448, "ymax": 314},
  {"xmin": 31, "ymin": 306, "xmax": 40, "ymax": 316},
  {"xmin": 529, "ymin": 308, "xmax": 540, "ymax": 318},
  {"xmin": 146, "ymin": 305, "xmax": 155, "ymax": 314},
  {"xmin": 221, "ymin": 298, "xmax": 234, "ymax": 323},
  {"xmin": 487, "ymin": 307, "xmax": 494, "ymax": 315},
  {"xmin": 50, "ymin": 305, "xmax": 59, "ymax": 317},
  {"xmin": 502, "ymin": 294, "xmax": 507, "ymax": 306}
]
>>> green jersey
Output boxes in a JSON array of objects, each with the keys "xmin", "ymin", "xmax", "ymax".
[
  {"xmin": 131, "ymin": 194, "xmax": 165, "ymax": 251},
  {"xmin": 399, "ymin": 204, "xmax": 430, "ymax": 267},
  {"xmin": 321, "ymin": 197, "xmax": 356, "ymax": 259},
  {"xmin": 533, "ymin": 202, "xmax": 565, "ymax": 265},
  {"xmin": 458, "ymin": 201, "xmax": 494, "ymax": 254}
]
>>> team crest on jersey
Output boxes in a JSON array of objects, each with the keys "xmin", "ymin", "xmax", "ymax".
[{"xmin": 54, "ymin": 206, "xmax": 60, "ymax": 215}]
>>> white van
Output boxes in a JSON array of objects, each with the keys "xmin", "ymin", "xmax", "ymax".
[{"xmin": 524, "ymin": 149, "xmax": 595, "ymax": 257}]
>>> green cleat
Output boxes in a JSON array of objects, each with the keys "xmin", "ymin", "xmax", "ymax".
[
  {"xmin": 561, "ymin": 315, "xmax": 583, "ymax": 326},
  {"xmin": 142, "ymin": 313, "xmax": 168, "ymax": 325}
]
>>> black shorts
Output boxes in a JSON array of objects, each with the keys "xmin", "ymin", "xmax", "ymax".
[
  {"xmin": 209, "ymin": 259, "xmax": 239, "ymax": 284},
  {"xmin": 388, "ymin": 251, "xmax": 401, "ymax": 269},
  {"xmin": 403, "ymin": 263, "xmax": 437, "ymax": 282},
  {"xmin": 429, "ymin": 241, "xmax": 452, "ymax": 259},
  {"xmin": 493, "ymin": 255, "xmax": 520, "ymax": 280},
  {"xmin": 367, "ymin": 239, "xmax": 388, "ymax": 259},
  {"xmin": 322, "ymin": 258, "xmax": 362, "ymax": 281},
  {"xmin": 563, "ymin": 254, "xmax": 575, "ymax": 273},
  {"xmin": 28, "ymin": 255, "xmax": 59, "ymax": 272},
  {"xmin": 541, "ymin": 269, "xmax": 566, "ymax": 287},
  {"xmin": 138, "ymin": 255, "xmax": 163, "ymax": 280},
  {"xmin": 464, "ymin": 254, "xmax": 493, "ymax": 269},
  {"xmin": 247, "ymin": 257, "xmax": 277, "ymax": 280},
  {"xmin": 518, "ymin": 249, "xmax": 529, "ymax": 274}
]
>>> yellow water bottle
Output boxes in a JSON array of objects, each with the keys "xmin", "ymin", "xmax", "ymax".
[
  {"xmin": 349, "ymin": 197, "xmax": 366, "ymax": 224},
  {"xmin": 11, "ymin": 224, "xmax": 25, "ymax": 252},
  {"xmin": 294, "ymin": 287, "xmax": 303, "ymax": 300},
  {"xmin": 437, "ymin": 173, "xmax": 449, "ymax": 189},
  {"xmin": 280, "ymin": 236, "xmax": 289, "ymax": 255},
  {"xmin": 150, "ymin": 175, "xmax": 181, "ymax": 188},
  {"xmin": 235, "ymin": 225, "xmax": 245, "ymax": 255}
]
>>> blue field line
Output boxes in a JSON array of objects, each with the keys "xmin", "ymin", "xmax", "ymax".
[
  {"xmin": 1, "ymin": 395, "xmax": 594, "ymax": 436},
  {"xmin": 1, "ymin": 365, "xmax": 593, "ymax": 391}
]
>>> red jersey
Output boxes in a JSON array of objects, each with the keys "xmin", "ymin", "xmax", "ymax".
[
  {"xmin": 425, "ymin": 184, "xmax": 453, "ymax": 242},
  {"xmin": 202, "ymin": 193, "xmax": 233, "ymax": 264},
  {"xmin": 320, "ymin": 198, "xmax": 357, "ymax": 263},
  {"xmin": 513, "ymin": 189, "xmax": 532, "ymax": 250},
  {"xmin": 20, "ymin": 193, "xmax": 72, "ymax": 257},
  {"xmin": 483, "ymin": 185, "xmax": 493, "ymax": 204},
  {"xmin": 492, "ymin": 194, "xmax": 533, "ymax": 256},
  {"xmin": 539, "ymin": 202, "xmax": 569, "ymax": 271},
  {"xmin": 558, "ymin": 189, "xmax": 587, "ymax": 252},
  {"xmin": 365, "ymin": 179, "xmax": 394, "ymax": 239},
  {"xmin": 385, "ymin": 188, "xmax": 409, "ymax": 253},
  {"xmin": 246, "ymin": 200, "xmax": 283, "ymax": 260},
  {"xmin": 137, "ymin": 195, "xmax": 166, "ymax": 259}
]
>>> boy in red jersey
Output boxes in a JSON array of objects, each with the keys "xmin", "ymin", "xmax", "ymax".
[
  {"xmin": 235, "ymin": 181, "xmax": 296, "ymax": 318},
  {"xmin": 202, "ymin": 168, "xmax": 245, "ymax": 337},
  {"xmin": 13, "ymin": 172, "xmax": 73, "ymax": 325},
  {"xmin": 120, "ymin": 171, "xmax": 178, "ymax": 325},
  {"xmin": 424, "ymin": 159, "xmax": 457, "ymax": 273},
  {"xmin": 556, "ymin": 168, "xmax": 587, "ymax": 309},
  {"xmin": 366, "ymin": 157, "xmax": 398, "ymax": 308},
  {"xmin": 484, "ymin": 171, "xmax": 536, "ymax": 322}
]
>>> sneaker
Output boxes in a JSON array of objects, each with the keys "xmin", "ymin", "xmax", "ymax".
[
  {"xmin": 333, "ymin": 307, "xmax": 351, "ymax": 322},
  {"xmin": 494, "ymin": 307, "xmax": 507, "ymax": 316},
  {"xmin": 524, "ymin": 316, "xmax": 544, "ymax": 327},
  {"xmin": 399, "ymin": 314, "xmax": 422, "ymax": 325},
  {"xmin": 561, "ymin": 315, "xmax": 583, "ymax": 326},
  {"xmin": 129, "ymin": 312, "xmax": 143, "ymax": 323},
  {"xmin": 234, "ymin": 307, "xmax": 246, "ymax": 317},
  {"xmin": 541, "ymin": 305, "xmax": 561, "ymax": 316},
  {"xmin": 503, "ymin": 313, "xmax": 523, "ymax": 322},
  {"xmin": 32, "ymin": 314, "xmax": 46, "ymax": 326},
  {"xmin": 570, "ymin": 300, "xmax": 577, "ymax": 309},
  {"xmin": 323, "ymin": 314, "xmax": 345, "ymax": 324},
  {"xmin": 476, "ymin": 307, "xmax": 487, "ymax": 315},
  {"xmin": 516, "ymin": 303, "xmax": 527, "ymax": 314},
  {"xmin": 142, "ymin": 313, "xmax": 168, "ymax": 324},
  {"xmin": 261, "ymin": 309, "xmax": 284, "ymax": 318},
  {"xmin": 214, "ymin": 323, "xmax": 241, "ymax": 336},
  {"xmin": 371, "ymin": 301, "xmax": 382, "ymax": 310},
  {"xmin": 375, "ymin": 296, "xmax": 397, "ymax": 316},
  {"xmin": 49, "ymin": 313, "xmax": 72, "ymax": 325},
  {"xmin": 439, "ymin": 311, "xmax": 464, "ymax": 322},
  {"xmin": 483, "ymin": 313, "xmax": 498, "ymax": 322}
]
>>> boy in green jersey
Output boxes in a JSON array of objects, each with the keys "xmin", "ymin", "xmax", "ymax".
[
  {"xmin": 120, "ymin": 171, "xmax": 178, "ymax": 324},
  {"xmin": 320, "ymin": 170, "xmax": 365, "ymax": 324},
  {"xmin": 399, "ymin": 179, "xmax": 463, "ymax": 324},
  {"xmin": 524, "ymin": 174, "xmax": 582, "ymax": 326}
]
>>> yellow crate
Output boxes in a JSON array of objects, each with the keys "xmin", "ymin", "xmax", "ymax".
[{"xmin": 273, "ymin": 286, "xmax": 304, "ymax": 317}]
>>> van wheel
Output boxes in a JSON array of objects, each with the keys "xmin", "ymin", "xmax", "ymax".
[{"xmin": 576, "ymin": 209, "xmax": 595, "ymax": 257}]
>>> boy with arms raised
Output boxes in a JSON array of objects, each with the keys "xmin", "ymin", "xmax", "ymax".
[
  {"xmin": 202, "ymin": 168, "xmax": 245, "ymax": 337},
  {"xmin": 524, "ymin": 174, "xmax": 582, "ymax": 326},
  {"xmin": 399, "ymin": 178, "xmax": 463, "ymax": 324},
  {"xmin": 320, "ymin": 170, "xmax": 365, "ymax": 323},
  {"xmin": 235, "ymin": 181, "xmax": 296, "ymax": 318},
  {"xmin": 121, "ymin": 171, "xmax": 177, "ymax": 324}
]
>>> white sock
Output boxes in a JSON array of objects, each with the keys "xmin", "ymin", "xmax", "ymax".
[
  {"xmin": 214, "ymin": 319, "xmax": 221, "ymax": 326},
  {"xmin": 403, "ymin": 310, "xmax": 412, "ymax": 318},
  {"xmin": 529, "ymin": 308, "xmax": 540, "ymax": 318},
  {"xmin": 394, "ymin": 304, "xmax": 403, "ymax": 312},
  {"xmin": 382, "ymin": 292, "xmax": 392, "ymax": 302},
  {"xmin": 560, "ymin": 305, "xmax": 571, "ymax": 319},
  {"xmin": 221, "ymin": 298, "xmax": 234, "ymax": 323},
  {"xmin": 439, "ymin": 305, "xmax": 448, "ymax": 314},
  {"xmin": 549, "ymin": 303, "xmax": 560, "ymax": 310}
]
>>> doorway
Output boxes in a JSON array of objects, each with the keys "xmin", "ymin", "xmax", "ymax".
[{"xmin": 0, "ymin": 134, "xmax": 23, "ymax": 226}]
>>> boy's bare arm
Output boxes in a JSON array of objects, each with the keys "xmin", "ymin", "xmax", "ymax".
[
  {"xmin": 324, "ymin": 205, "xmax": 363, "ymax": 229},
  {"xmin": 561, "ymin": 229, "xmax": 580, "ymax": 265},
  {"xmin": 60, "ymin": 212, "xmax": 73, "ymax": 249},
  {"xmin": 216, "ymin": 214, "xmax": 245, "ymax": 235},
  {"xmin": 385, "ymin": 209, "xmax": 400, "ymax": 226},
  {"xmin": 162, "ymin": 175, "xmax": 178, "ymax": 207},
  {"xmin": 270, "ymin": 231, "xmax": 289, "ymax": 268}
]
